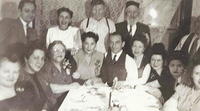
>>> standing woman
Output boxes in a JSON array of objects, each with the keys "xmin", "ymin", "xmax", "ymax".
[
  {"xmin": 162, "ymin": 61, "xmax": 200, "ymax": 111},
  {"xmin": 46, "ymin": 7, "xmax": 81, "ymax": 55},
  {"xmin": 37, "ymin": 41, "xmax": 80, "ymax": 111}
]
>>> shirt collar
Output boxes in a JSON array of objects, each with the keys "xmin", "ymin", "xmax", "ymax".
[
  {"xmin": 135, "ymin": 54, "xmax": 144, "ymax": 68},
  {"xmin": 177, "ymin": 77, "xmax": 182, "ymax": 83},
  {"xmin": 19, "ymin": 17, "xmax": 33, "ymax": 28},
  {"xmin": 91, "ymin": 17, "xmax": 105, "ymax": 22},
  {"xmin": 111, "ymin": 50, "xmax": 123, "ymax": 60}
]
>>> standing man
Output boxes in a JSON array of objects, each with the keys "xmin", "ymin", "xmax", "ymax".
[
  {"xmin": 100, "ymin": 32, "xmax": 138, "ymax": 86},
  {"xmin": 0, "ymin": 0, "xmax": 38, "ymax": 55},
  {"xmin": 80, "ymin": 0, "xmax": 116, "ymax": 53},
  {"xmin": 116, "ymin": 1, "xmax": 150, "ymax": 57},
  {"xmin": 175, "ymin": 16, "xmax": 200, "ymax": 61}
]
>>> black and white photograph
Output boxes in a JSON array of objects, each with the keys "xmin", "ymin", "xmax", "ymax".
[{"xmin": 0, "ymin": 0, "xmax": 200, "ymax": 111}]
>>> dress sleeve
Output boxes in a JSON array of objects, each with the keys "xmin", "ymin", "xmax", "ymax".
[
  {"xmin": 79, "ymin": 19, "xmax": 87, "ymax": 33},
  {"xmin": 73, "ymin": 28, "xmax": 82, "ymax": 49},
  {"xmin": 136, "ymin": 64, "xmax": 151, "ymax": 85},
  {"xmin": 36, "ymin": 66, "xmax": 57, "ymax": 110},
  {"xmin": 125, "ymin": 55, "xmax": 138, "ymax": 84},
  {"xmin": 162, "ymin": 95, "xmax": 179, "ymax": 111},
  {"xmin": 108, "ymin": 19, "xmax": 116, "ymax": 33},
  {"xmin": 46, "ymin": 28, "xmax": 51, "ymax": 48},
  {"xmin": 174, "ymin": 34, "xmax": 188, "ymax": 50}
]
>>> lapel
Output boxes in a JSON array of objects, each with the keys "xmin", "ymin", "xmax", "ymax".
[
  {"xmin": 124, "ymin": 21, "xmax": 129, "ymax": 34},
  {"xmin": 135, "ymin": 22, "xmax": 140, "ymax": 35},
  {"xmin": 15, "ymin": 18, "xmax": 27, "ymax": 43},
  {"xmin": 194, "ymin": 47, "xmax": 200, "ymax": 57},
  {"xmin": 16, "ymin": 18, "xmax": 26, "ymax": 37},
  {"xmin": 140, "ymin": 55, "xmax": 148, "ymax": 69}
]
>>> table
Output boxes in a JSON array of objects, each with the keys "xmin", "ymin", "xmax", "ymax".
[{"xmin": 58, "ymin": 83, "xmax": 161, "ymax": 111}]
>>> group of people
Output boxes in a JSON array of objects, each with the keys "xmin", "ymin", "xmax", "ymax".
[{"xmin": 0, "ymin": 0, "xmax": 200, "ymax": 111}]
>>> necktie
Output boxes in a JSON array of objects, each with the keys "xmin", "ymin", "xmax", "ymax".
[
  {"xmin": 190, "ymin": 38, "xmax": 199, "ymax": 56},
  {"xmin": 113, "ymin": 55, "xmax": 117, "ymax": 63},
  {"xmin": 26, "ymin": 23, "xmax": 31, "ymax": 41},
  {"xmin": 129, "ymin": 25, "xmax": 132, "ymax": 35}
]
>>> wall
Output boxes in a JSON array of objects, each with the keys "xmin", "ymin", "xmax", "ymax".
[
  {"xmin": 35, "ymin": 0, "xmax": 182, "ymax": 48},
  {"xmin": 0, "ymin": 0, "xmax": 21, "ymax": 20}
]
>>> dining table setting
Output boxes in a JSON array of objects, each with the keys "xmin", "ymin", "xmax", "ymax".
[{"xmin": 58, "ymin": 79, "xmax": 162, "ymax": 111}]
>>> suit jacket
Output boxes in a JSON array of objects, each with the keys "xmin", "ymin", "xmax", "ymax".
[
  {"xmin": 0, "ymin": 18, "xmax": 38, "ymax": 55},
  {"xmin": 158, "ymin": 68, "xmax": 176, "ymax": 102},
  {"xmin": 116, "ymin": 21, "xmax": 150, "ymax": 57},
  {"xmin": 190, "ymin": 47, "xmax": 200, "ymax": 64}
]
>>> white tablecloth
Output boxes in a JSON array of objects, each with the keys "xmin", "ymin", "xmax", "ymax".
[{"xmin": 58, "ymin": 84, "xmax": 161, "ymax": 111}]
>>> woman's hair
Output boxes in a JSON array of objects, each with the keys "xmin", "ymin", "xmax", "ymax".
[
  {"xmin": 167, "ymin": 50, "xmax": 189, "ymax": 67},
  {"xmin": 130, "ymin": 34, "xmax": 148, "ymax": 50},
  {"xmin": 183, "ymin": 60, "xmax": 200, "ymax": 87},
  {"xmin": 0, "ymin": 50, "xmax": 22, "ymax": 67},
  {"xmin": 47, "ymin": 41, "xmax": 66, "ymax": 59},
  {"xmin": 81, "ymin": 32, "xmax": 99, "ymax": 43},
  {"xmin": 24, "ymin": 40, "xmax": 45, "ymax": 60},
  {"xmin": 91, "ymin": 0, "xmax": 105, "ymax": 6},
  {"xmin": 150, "ymin": 43, "xmax": 167, "ymax": 61},
  {"xmin": 18, "ymin": 0, "xmax": 36, "ymax": 10},
  {"xmin": 57, "ymin": 7, "xmax": 73, "ymax": 18}
]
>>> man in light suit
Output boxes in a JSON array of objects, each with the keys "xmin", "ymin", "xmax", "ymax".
[
  {"xmin": 0, "ymin": 0, "xmax": 38, "ymax": 55},
  {"xmin": 116, "ymin": 1, "xmax": 150, "ymax": 57}
]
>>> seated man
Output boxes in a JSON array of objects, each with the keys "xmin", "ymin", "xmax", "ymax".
[
  {"xmin": 99, "ymin": 32, "xmax": 138, "ymax": 86},
  {"xmin": 158, "ymin": 50, "xmax": 189, "ymax": 102},
  {"xmin": 116, "ymin": 1, "xmax": 150, "ymax": 57}
]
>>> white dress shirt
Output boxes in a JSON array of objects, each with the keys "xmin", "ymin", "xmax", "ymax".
[
  {"xmin": 20, "ymin": 17, "xmax": 33, "ymax": 36},
  {"xmin": 80, "ymin": 17, "xmax": 116, "ymax": 53},
  {"xmin": 127, "ymin": 24, "xmax": 137, "ymax": 36},
  {"xmin": 175, "ymin": 33, "xmax": 200, "ymax": 53},
  {"xmin": 46, "ymin": 26, "xmax": 81, "ymax": 49}
]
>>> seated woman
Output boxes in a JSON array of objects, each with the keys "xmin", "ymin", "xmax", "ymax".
[
  {"xmin": 162, "ymin": 61, "xmax": 200, "ymax": 111},
  {"xmin": 80, "ymin": 0, "xmax": 116, "ymax": 53},
  {"xmin": 73, "ymin": 32, "xmax": 104, "ymax": 84},
  {"xmin": 46, "ymin": 7, "xmax": 81, "ymax": 55},
  {"xmin": 0, "ymin": 50, "xmax": 34, "ymax": 111},
  {"xmin": 148, "ymin": 43, "xmax": 168, "ymax": 88},
  {"xmin": 130, "ymin": 34, "xmax": 159, "ymax": 85},
  {"xmin": 15, "ymin": 40, "xmax": 46, "ymax": 111},
  {"xmin": 37, "ymin": 41, "xmax": 80, "ymax": 111}
]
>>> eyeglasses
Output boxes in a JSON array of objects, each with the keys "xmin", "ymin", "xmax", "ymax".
[{"xmin": 52, "ymin": 49, "xmax": 65, "ymax": 53}]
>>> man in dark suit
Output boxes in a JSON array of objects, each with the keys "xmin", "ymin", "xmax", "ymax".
[
  {"xmin": 116, "ymin": 1, "xmax": 150, "ymax": 57},
  {"xmin": 100, "ymin": 32, "xmax": 138, "ymax": 86},
  {"xmin": 0, "ymin": 0, "xmax": 38, "ymax": 55},
  {"xmin": 175, "ymin": 16, "xmax": 200, "ymax": 62}
]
